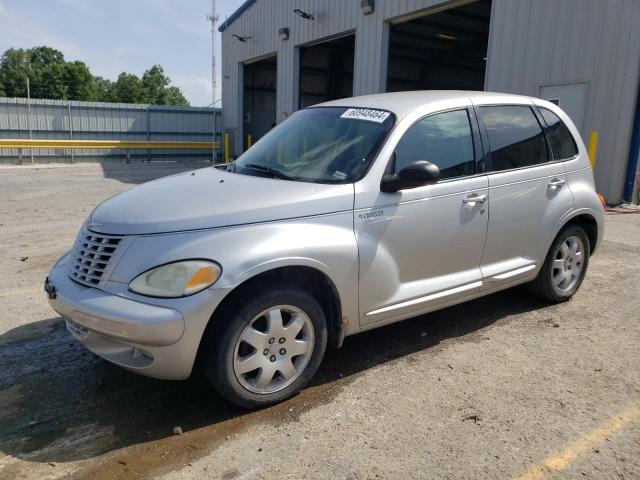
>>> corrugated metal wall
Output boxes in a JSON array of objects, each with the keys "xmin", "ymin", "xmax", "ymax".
[
  {"xmin": 221, "ymin": 0, "xmax": 454, "ymax": 151},
  {"xmin": 221, "ymin": 0, "xmax": 640, "ymax": 203},
  {"xmin": 0, "ymin": 97, "xmax": 222, "ymax": 163},
  {"xmin": 485, "ymin": 0, "xmax": 640, "ymax": 204}
]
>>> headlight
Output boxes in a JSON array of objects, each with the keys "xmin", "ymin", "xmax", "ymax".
[{"xmin": 129, "ymin": 260, "xmax": 221, "ymax": 298}]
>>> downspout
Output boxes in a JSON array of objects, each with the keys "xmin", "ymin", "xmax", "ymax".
[{"xmin": 622, "ymin": 78, "xmax": 640, "ymax": 202}]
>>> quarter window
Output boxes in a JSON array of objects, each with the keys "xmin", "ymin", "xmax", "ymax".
[
  {"xmin": 539, "ymin": 108, "xmax": 578, "ymax": 160},
  {"xmin": 394, "ymin": 109, "xmax": 476, "ymax": 180},
  {"xmin": 479, "ymin": 105, "xmax": 548, "ymax": 171}
]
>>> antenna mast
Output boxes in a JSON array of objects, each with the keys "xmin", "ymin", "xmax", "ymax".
[
  {"xmin": 208, "ymin": 0, "xmax": 218, "ymax": 105},
  {"xmin": 207, "ymin": 0, "xmax": 219, "ymax": 162}
]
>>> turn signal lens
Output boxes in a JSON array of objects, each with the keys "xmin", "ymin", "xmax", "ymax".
[
  {"xmin": 129, "ymin": 260, "xmax": 221, "ymax": 298},
  {"xmin": 184, "ymin": 266, "xmax": 219, "ymax": 293}
]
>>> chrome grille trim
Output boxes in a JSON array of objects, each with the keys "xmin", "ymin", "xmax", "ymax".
[{"xmin": 69, "ymin": 230, "xmax": 123, "ymax": 287}]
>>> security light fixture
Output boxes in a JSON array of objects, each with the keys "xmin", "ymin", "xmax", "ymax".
[
  {"xmin": 233, "ymin": 34, "xmax": 252, "ymax": 43},
  {"xmin": 294, "ymin": 9, "xmax": 314, "ymax": 20},
  {"xmin": 279, "ymin": 27, "xmax": 290, "ymax": 41},
  {"xmin": 361, "ymin": 0, "xmax": 374, "ymax": 15}
]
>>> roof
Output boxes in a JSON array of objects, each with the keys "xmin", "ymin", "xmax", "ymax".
[
  {"xmin": 218, "ymin": 0, "xmax": 256, "ymax": 32},
  {"xmin": 315, "ymin": 90, "xmax": 532, "ymax": 119}
]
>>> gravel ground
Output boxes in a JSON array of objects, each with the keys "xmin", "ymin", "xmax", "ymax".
[{"xmin": 0, "ymin": 163, "xmax": 638, "ymax": 480}]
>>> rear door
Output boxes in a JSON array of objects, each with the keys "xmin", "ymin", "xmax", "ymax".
[{"xmin": 474, "ymin": 102, "xmax": 574, "ymax": 282}]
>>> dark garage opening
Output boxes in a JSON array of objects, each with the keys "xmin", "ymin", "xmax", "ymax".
[
  {"xmin": 243, "ymin": 54, "xmax": 277, "ymax": 149},
  {"xmin": 299, "ymin": 34, "xmax": 355, "ymax": 108},
  {"xmin": 387, "ymin": 0, "xmax": 492, "ymax": 92}
]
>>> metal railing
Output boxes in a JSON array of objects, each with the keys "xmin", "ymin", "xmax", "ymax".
[{"xmin": 0, "ymin": 139, "xmax": 230, "ymax": 164}]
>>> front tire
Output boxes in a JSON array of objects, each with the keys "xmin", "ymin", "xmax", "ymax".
[
  {"xmin": 531, "ymin": 225, "xmax": 590, "ymax": 302},
  {"xmin": 203, "ymin": 283, "xmax": 327, "ymax": 408}
]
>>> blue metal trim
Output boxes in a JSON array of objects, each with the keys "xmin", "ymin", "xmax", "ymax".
[
  {"xmin": 218, "ymin": 0, "xmax": 257, "ymax": 32},
  {"xmin": 623, "ymin": 79, "xmax": 640, "ymax": 202}
]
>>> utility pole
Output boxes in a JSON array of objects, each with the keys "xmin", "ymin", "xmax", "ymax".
[
  {"xmin": 207, "ymin": 0, "xmax": 219, "ymax": 164},
  {"xmin": 26, "ymin": 76, "xmax": 34, "ymax": 163}
]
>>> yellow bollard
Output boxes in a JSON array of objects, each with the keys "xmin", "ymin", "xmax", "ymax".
[
  {"xmin": 224, "ymin": 133, "xmax": 230, "ymax": 163},
  {"xmin": 247, "ymin": 134, "xmax": 253, "ymax": 148},
  {"xmin": 588, "ymin": 131, "xmax": 599, "ymax": 170}
]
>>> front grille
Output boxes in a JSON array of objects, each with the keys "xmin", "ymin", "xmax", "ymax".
[{"xmin": 69, "ymin": 231, "xmax": 122, "ymax": 286}]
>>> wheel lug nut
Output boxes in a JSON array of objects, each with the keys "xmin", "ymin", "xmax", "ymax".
[
  {"xmin": 279, "ymin": 337, "xmax": 285, "ymax": 344},
  {"xmin": 270, "ymin": 355, "xmax": 276, "ymax": 362},
  {"xmin": 280, "ymin": 348, "xmax": 286, "ymax": 355},
  {"xmin": 268, "ymin": 337, "xmax": 275, "ymax": 344},
  {"xmin": 263, "ymin": 349, "xmax": 269, "ymax": 355}
]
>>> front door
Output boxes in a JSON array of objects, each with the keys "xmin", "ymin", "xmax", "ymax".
[
  {"xmin": 356, "ymin": 108, "xmax": 489, "ymax": 326},
  {"xmin": 475, "ymin": 103, "xmax": 574, "ymax": 280}
]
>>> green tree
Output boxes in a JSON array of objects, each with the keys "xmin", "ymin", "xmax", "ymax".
[
  {"xmin": 93, "ymin": 76, "xmax": 114, "ymax": 102},
  {"xmin": 0, "ymin": 46, "xmax": 190, "ymax": 105},
  {"xmin": 142, "ymin": 65, "xmax": 169, "ymax": 103},
  {"xmin": 110, "ymin": 72, "xmax": 145, "ymax": 103},
  {"xmin": 28, "ymin": 46, "xmax": 67, "ymax": 99},
  {"xmin": 140, "ymin": 65, "xmax": 188, "ymax": 105},
  {"xmin": 0, "ymin": 48, "xmax": 30, "ymax": 97},
  {"xmin": 159, "ymin": 86, "xmax": 189, "ymax": 106},
  {"xmin": 65, "ymin": 60, "xmax": 95, "ymax": 100}
]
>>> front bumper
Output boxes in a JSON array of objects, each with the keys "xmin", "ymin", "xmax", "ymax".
[
  {"xmin": 46, "ymin": 270, "xmax": 184, "ymax": 347},
  {"xmin": 46, "ymin": 257, "xmax": 228, "ymax": 380}
]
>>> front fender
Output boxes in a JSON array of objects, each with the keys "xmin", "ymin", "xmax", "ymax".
[{"xmin": 109, "ymin": 212, "xmax": 360, "ymax": 334}]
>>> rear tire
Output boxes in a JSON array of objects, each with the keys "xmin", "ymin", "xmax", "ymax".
[
  {"xmin": 531, "ymin": 225, "xmax": 590, "ymax": 302},
  {"xmin": 202, "ymin": 283, "xmax": 327, "ymax": 408}
]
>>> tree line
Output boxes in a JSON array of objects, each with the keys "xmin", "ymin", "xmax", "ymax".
[{"xmin": 0, "ymin": 46, "xmax": 189, "ymax": 105}]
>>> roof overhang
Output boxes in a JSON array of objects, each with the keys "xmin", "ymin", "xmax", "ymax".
[{"xmin": 218, "ymin": 0, "xmax": 257, "ymax": 32}]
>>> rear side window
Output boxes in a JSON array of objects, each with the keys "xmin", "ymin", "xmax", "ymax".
[
  {"xmin": 395, "ymin": 109, "xmax": 476, "ymax": 180},
  {"xmin": 539, "ymin": 108, "xmax": 578, "ymax": 160},
  {"xmin": 479, "ymin": 105, "xmax": 548, "ymax": 171}
]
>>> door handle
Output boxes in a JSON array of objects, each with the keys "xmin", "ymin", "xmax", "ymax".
[
  {"xmin": 548, "ymin": 178, "xmax": 566, "ymax": 189},
  {"xmin": 462, "ymin": 194, "xmax": 487, "ymax": 204}
]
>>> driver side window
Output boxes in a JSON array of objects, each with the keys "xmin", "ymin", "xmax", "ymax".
[{"xmin": 395, "ymin": 109, "xmax": 476, "ymax": 180}]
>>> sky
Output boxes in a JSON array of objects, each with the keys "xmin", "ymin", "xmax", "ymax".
[{"xmin": 0, "ymin": 0, "xmax": 244, "ymax": 106}]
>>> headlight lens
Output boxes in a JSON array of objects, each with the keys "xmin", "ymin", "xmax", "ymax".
[{"xmin": 129, "ymin": 260, "xmax": 221, "ymax": 298}]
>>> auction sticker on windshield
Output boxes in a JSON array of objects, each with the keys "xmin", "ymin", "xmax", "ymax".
[{"xmin": 340, "ymin": 108, "xmax": 391, "ymax": 123}]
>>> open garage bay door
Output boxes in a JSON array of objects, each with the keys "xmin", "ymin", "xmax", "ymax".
[
  {"xmin": 243, "ymin": 55, "xmax": 277, "ymax": 149},
  {"xmin": 299, "ymin": 35, "xmax": 355, "ymax": 108},
  {"xmin": 387, "ymin": 0, "xmax": 492, "ymax": 92}
]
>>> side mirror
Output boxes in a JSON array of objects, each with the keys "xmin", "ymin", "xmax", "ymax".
[{"xmin": 380, "ymin": 160, "xmax": 440, "ymax": 193}]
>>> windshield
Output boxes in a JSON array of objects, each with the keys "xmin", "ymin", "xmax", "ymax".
[{"xmin": 230, "ymin": 106, "xmax": 395, "ymax": 183}]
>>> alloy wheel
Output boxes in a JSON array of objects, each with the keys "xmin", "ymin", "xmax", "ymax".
[
  {"xmin": 233, "ymin": 305, "xmax": 315, "ymax": 394},
  {"xmin": 551, "ymin": 235, "xmax": 585, "ymax": 293}
]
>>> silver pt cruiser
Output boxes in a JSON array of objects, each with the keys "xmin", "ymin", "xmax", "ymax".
[{"xmin": 46, "ymin": 91, "xmax": 605, "ymax": 407}]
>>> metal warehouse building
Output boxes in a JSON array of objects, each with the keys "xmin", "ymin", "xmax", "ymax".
[{"xmin": 220, "ymin": 0, "xmax": 640, "ymax": 203}]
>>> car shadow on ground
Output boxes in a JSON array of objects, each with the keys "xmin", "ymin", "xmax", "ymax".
[
  {"xmin": 0, "ymin": 286, "xmax": 550, "ymax": 465},
  {"xmin": 99, "ymin": 161, "xmax": 213, "ymax": 185}
]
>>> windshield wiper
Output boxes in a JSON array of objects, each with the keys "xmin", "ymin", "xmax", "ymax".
[{"xmin": 243, "ymin": 163, "xmax": 294, "ymax": 181}]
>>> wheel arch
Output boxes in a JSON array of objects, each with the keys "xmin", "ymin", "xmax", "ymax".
[
  {"xmin": 565, "ymin": 213, "xmax": 599, "ymax": 255},
  {"xmin": 201, "ymin": 264, "xmax": 345, "ymax": 357},
  {"xmin": 543, "ymin": 210, "xmax": 600, "ymax": 261}
]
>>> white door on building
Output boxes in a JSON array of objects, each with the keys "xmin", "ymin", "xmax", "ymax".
[{"xmin": 539, "ymin": 82, "xmax": 588, "ymax": 136}]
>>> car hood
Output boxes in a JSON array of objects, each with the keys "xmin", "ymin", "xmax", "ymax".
[{"xmin": 89, "ymin": 167, "xmax": 355, "ymax": 235}]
